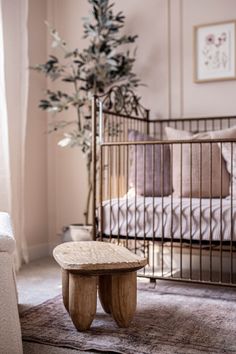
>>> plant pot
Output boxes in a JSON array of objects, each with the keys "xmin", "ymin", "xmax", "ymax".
[{"xmin": 69, "ymin": 224, "xmax": 93, "ymax": 242}]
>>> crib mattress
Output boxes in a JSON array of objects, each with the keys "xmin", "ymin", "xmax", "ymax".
[{"xmin": 101, "ymin": 195, "xmax": 236, "ymax": 241}]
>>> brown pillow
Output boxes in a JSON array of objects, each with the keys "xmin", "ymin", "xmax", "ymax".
[
  {"xmin": 165, "ymin": 127, "xmax": 230, "ymax": 198},
  {"xmin": 128, "ymin": 130, "xmax": 171, "ymax": 196}
]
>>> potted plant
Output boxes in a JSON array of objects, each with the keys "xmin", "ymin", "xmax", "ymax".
[{"xmin": 32, "ymin": 0, "xmax": 143, "ymax": 241}]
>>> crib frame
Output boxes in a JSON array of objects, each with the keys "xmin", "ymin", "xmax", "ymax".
[{"xmin": 92, "ymin": 95, "xmax": 236, "ymax": 287}]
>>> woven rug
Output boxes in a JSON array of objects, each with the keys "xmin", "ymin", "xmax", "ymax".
[{"xmin": 20, "ymin": 282, "xmax": 236, "ymax": 354}]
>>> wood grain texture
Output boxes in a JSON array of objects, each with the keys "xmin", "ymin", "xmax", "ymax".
[
  {"xmin": 110, "ymin": 271, "xmax": 137, "ymax": 328},
  {"xmin": 53, "ymin": 241, "xmax": 147, "ymax": 272},
  {"xmin": 62, "ymin": 269, "xmax": 69, "ymax": 312},
  {"xmin": 69, "ymin": 273, "xmax": 97, "ymax": 331},
  {"xmin": 98, "ymin": 275, "xmax": 112, "ymax": 314},
  {"xmin": 53, "ymin": 242, "xmax": 147, "ymax": 330}
]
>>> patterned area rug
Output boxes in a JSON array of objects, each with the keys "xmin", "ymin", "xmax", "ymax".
[{"xmin": 20, "ymin": 282, "xmax": 236, "ymax": 354}]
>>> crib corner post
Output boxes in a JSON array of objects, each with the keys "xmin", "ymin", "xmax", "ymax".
[
  {"xmin": 92, "ymin": 95, "xmax": 98, "ymax": 241},
  {"xmin": 146, "ymin": 109, "xmax": 150, "ymax": 135}
]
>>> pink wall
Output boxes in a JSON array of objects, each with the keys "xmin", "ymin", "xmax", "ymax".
[
  {"xmin": 26, "ymin": 0, "xmax": 48, "ymax": 258},
  {"xmin": 171, "ymin": 0, "xmax": 236, "ymax": 118},
  {"xmin": 182, "ymin": 0, "xmax": 236, "ymax": 117}
]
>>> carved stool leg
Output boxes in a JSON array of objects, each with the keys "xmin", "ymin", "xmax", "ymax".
[
  {"xmin": 62, "ymin": 269, "xmax": 69, "ymax": 312},
  {"xmin": 98, "ymin": 274, "xmax": 112, "ymax": 314},
  {"xmin": 69, "ymin": 273, "xmax": 97, "ymax": 331},
  {"xmin": 110, "ymin": 271, "xmax": 137, "ymax": 328}
]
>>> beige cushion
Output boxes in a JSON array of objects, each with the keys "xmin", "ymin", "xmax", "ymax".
[
  {"xmin": 210, "ymin": 126, "xmax": 236, "ymax": 198},
  {"xmin": 0, "ymin": 212, "xmax": 15, "ymax": 254},
  {"xmin": 219, "ymin": 143, "xmax": 236, "ymax": 198},
  {"xmin": 165, "ymin": 127, "xmax": 230, "ymax": 198}
]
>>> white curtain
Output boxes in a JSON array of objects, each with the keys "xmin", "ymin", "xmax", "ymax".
[
  {"xmin": 0, "ymin": 0, "xmax": 29, "ymax": 269},
  {"xmin": 0, "ymin": 1, "xmax": 10, "ymax": 212}
]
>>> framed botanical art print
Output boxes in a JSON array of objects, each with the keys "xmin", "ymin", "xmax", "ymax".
[{"xmin": 194, "ymin": 20, "xmax": 236, "ymax": 82}]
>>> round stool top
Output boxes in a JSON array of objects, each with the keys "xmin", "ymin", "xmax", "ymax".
[{"xmin": 53, "ymin": 241, "xmax": 147, "ymax": 272}]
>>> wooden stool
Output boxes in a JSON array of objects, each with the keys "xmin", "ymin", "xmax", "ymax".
[{"xmin": 53, "ymin": 241, "xmax": 147, "ymax": 331}]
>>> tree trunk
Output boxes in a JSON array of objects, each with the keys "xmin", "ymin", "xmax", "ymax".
[{"xmin": 83, "ymin": 153, "xmax": 92, "ymax": 225}]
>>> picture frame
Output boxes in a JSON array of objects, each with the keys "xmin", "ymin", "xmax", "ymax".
[{"xmin": 194, "ymin": 20, "xmax": 236, "ymax": 83}]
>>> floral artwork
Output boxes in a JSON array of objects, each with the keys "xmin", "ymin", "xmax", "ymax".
[
  {"xmin": 194, "ymin": 21, "xmax": 236, "ymax": 82},
  {"xmin": 204, "ymin": 32, "xmax": 228, "ymax": 70}
]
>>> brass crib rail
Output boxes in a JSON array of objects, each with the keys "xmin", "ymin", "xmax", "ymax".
[{"xmin": 92, "ymin": 101, "xmax": 236, "ymax": 287}]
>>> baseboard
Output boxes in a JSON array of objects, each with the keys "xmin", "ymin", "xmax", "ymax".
[
  {"xmin": 27, "ymin": 239, "xmax": 63, "ymax": 262},
  {"xmin": 48, "ymin": 240, "xmax": 61, "ymax": 256},
  {"xmin": 28, "ymin": 243, "xmax": 50, "ymax": 261}
]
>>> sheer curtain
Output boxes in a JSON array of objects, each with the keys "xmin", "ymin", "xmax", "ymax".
[
  {"xmin": 0, "ymin": 0, "xmax": 29, "ymax": 269},
  {"xmin": 0, "ymin": 1, "xmax": 10, "ymax": 213}
]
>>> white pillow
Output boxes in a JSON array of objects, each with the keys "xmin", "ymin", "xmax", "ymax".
[
  {"xmin": 219, "ymin": 144, "xmax": 236, "ymax": 198},
  {"xmin": 210, "ymin": 126, "xmax": 236, "ymax": 198}
]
